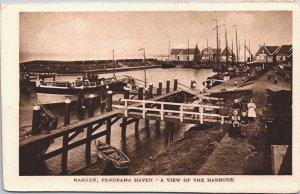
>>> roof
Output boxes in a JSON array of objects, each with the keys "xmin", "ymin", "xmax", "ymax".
[
  {"xmin": 277, "ymin": 45, "xmax": 292, "ymax": 55},
  {"xmin": 170, "ymin": 48, "xmax": 196, "ymax": 55},
  {"xmin": 255, "ymin": 45, "xmax": 280, "ymax": 56},
  {"xmin": 220, "ymin": 47, "xmax": 235, "ymax": 56},
  {"xmin": 265, "ymin": 46, "xmax": 280, "ymax": 55},
  {"xmin": 202, "ymin": 47, "xmax": 221, "ymax": 55}
]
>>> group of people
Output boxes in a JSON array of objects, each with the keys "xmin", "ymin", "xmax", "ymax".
[{"xmin": 230, "ymin": 98, "xmax": 257, "ymax": 137}]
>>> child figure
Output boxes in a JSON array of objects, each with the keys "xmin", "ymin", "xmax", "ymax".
[
  {"xmin": 240, "ymin": 99, "xmax": 248, "ymax": 124},
  {"xmin": 247, "ymin": 99, "xmax": 257, "ymax": 122}
]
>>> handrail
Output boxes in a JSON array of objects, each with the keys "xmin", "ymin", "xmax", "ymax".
[
  {"xmin": 121, "ymin": 99, "xmax": 221, "ymax": 109},
  {"xmin": 120, "ymin": 99, "xmax": 228, "ymax": 124}
]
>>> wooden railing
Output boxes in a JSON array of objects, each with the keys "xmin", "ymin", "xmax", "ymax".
[{"xmin": 120, "ymin": 99, "xmax": 228, "ymax": 124}]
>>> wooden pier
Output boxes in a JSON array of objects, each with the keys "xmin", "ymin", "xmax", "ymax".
[{"xmin": 19, "ymin": 79, "xmax": 230, "ymax": 175}]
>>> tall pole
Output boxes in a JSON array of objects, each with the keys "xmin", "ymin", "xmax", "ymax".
[
  {"xmin": 234, "ymin": 25, "xmax": 239, "ymax": 64},
  {"xmin": 225, "ymin": 27, "xmax": 228, "ymax": 68},
  {"xmin": 206, "ymin": 38, "xmax": 208, "ymax": 61},
  {"xmin": 244, "ymin": 39, "xmax": 246, "ymax": 62},
  {"xmin": 168, "ymin": 39, "xmax": 170, "ymax": 62},
  {"xmin": 231, "ymin": 37, "xmax": 234, "ymax": 63},
  {"xmin": 249, "ymin": 40, "xmax": 251, "ymax": 62},
  {"xmin": 239, "ymin": 40, "xmax": 241, "ymax": 63},
  {"xmin": 144, "ymin": 49, "xmax": 146, "ymax": 88},
  {"xmin": 187, "ymin": 39, "xmax": 190, "ymax": 61},
  {"xmin": 112, "ymin": 49, "xmax": 115, "ymax": 77},
  {"xmin": 216, "ymin": 20, "xmax": 219, "ymax": 67}
]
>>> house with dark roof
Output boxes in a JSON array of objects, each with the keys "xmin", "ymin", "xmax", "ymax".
[
  {"xmin": 220, "ymin": 47, "xmax": 235, "ymax": 62},
  {"xmin": 276, "ymin": 45, "xmax": 292, "ymax": 63},
  {"xmin": 201, "ymin": 47, "xmax": 221, "ymax": 62},
  {"xmin": 170, "ymin": 48, "xmax": 195, "ymax": 61},
  {"xmin": 255, "ymin": 45, "xmax": 280, "ymax": 63}
]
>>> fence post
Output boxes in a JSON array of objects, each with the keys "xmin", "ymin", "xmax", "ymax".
[
  {"xmin": 166, "ymin": 79, "xmax": 170, "ymax": 93},
  {"xmin": 85, "ymin": 126, "xmax": 92, "ymax": 160},
  {"xmin": 106, "ymin": 118, "xmax": 111, "ymax": 144},
  {"xmin": 160, "ymin": 103, "xmax": 164, "ymax": 121},
  {"xmin": 138, "ymin": 87, "xmax": 144, "ymax": 100},
  {"xmin": 174, "ymin": 78, "xmax": 178, "ymax": 91},
  {"xmin": 64, "ymin": 99, "xmax": 71, "ymax": 126},
  {"xmin": 157, "ymin": 81, "xmax": 162, "ymax": 95},
  {"xmin": 106, "ymin": 90, "xmax": 113, "ymax": 112},
  {"xmin": 124, "ymin": 87, "xmax": 130, "ymax": 99},
  {"xmin": 32, "ymin": 105, "xmax": 41, "ymax": 135},
  {"xmin": 88, "ymin": 94, "xmax": 95, "ymax": 117},
  {"xmin": 149, "ymin": 83, "xmax": 153, "ymax": 98},
  {"xmin": 180, "ymin": 105, "xmax": 183, "ymax": 122},
  {"xmin": 200, "ymin": 106, "xmax": 204, "ymax": 124},
  {"xmin": 221, "ymin": 116, "xmax": 224, "ymax": 125},
  {"xmin": 142, "ymin": 101, "xmax": 146, "ymax": 119},
  {"xmin": 61, "ymin": 133, "xmax": 69, "ymax": 174}
]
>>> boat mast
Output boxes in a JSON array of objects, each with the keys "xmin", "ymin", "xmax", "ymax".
[
  {"xmin": 206, "ymin": 38, "xmax": 208, "ymax": 61},
  {"xmin": 244, "ymin": 39, "xmax": 246, "ymax": 62},
  {"xmin": 112, "ymin": 49, "xmax": 115, "ymax": 77},
  {"xmin": 187, "ymin": 39, "xmax": 190, "ymax": 61},
  {"xmin": 143, "ymin": 48, "xmax": 146, "ymax": 88},
  {"xmin": 231, "ymin": 37, "xmax": 234, "ymax": 63},
  {"xmin": 233, "ymin": 25, "xmax": 239, "ymax": 64},
  {"xmin": 225, "ymin": 27, "xmax": 228, "ymax": 69},
  {"xmin": 168, "ymin": 39, "xmax": 170, "ymax": 63}
]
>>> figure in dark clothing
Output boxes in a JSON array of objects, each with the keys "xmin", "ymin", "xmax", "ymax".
[
  {"xmin": 232, "ymin": 99, "xmax": 240, "ymax": 111},
  {"xmin": 240, "ymin": 100, "xmax": 248, "ymax": 124}
]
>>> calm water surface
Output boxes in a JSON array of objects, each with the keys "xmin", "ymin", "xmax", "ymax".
[{"xmin": 20, "ymin": 68, "xmax": 215, "ymax": 175}]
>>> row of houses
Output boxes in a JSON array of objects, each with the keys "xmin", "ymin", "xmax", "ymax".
[{"xmin": 169, "ymin": 44, "xmax": 292, "ymax": 64}]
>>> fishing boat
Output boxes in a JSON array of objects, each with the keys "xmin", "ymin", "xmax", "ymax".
[
  {"xmin": 34, "ymin": 75, "xmax": 131, "ymax": 104},
  {"xmin": 97, "ymin": 141, "xmax": 130, "ymax": 169}
]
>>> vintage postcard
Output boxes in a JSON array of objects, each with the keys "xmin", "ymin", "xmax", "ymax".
[{"xmin": 1, "ymin": 2, "xmax": 300, "ymax": 192}]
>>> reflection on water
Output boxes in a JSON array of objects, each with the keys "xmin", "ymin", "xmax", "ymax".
[{"xmin": 19, "ymin": 68, "xmax": 215, "ymax": 175}]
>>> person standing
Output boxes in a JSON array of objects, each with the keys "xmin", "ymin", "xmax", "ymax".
[
  {"xmin": 240, "ymin": 99, "xmax": 248, "ymax": 124},
  {"xmin": 247, "ymin": 99, "xmax": 257, "ymax": 122}
]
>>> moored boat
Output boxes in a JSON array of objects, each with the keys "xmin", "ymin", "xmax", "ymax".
[
  {"xmin": 34, "ymin": 75, "xmax": 133, "ymax": 104},
  {"xmin": 97, "ymin": 141, "xmax": 130, "ymax": 169}
]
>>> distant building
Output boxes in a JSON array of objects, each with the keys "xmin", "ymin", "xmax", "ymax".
[
  {"xmin": 201, "ymin": 47, "xmax": 221, "ymax": 62},
  {"xmin": 254, "ymin": 45, "xmax": 280, "ymax": 63},
  {"xmin": 276, "ymin": 45, "xmax": 292, "ymax": 63},
  {"xmin": 170, "ymin": 48, "xmax": 195, "ymax": 61},
  {"xmin": 220, "ymin": 47, "xmax": 235, "ymax": 62}
]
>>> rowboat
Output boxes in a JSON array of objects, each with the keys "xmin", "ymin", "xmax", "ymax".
[{"xmin": 97, "ymin": 141, "xmax": 130, "ymax": 169}]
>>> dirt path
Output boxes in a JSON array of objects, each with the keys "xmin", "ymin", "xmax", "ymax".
[{"xmin": 197, "ymin": 70, "xmax": 291, "ymax": 175}]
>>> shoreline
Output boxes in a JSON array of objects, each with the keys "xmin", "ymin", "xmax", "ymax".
[{"xmin": 132, "ymin": 67, "xmax": 292, "ymax": 175}]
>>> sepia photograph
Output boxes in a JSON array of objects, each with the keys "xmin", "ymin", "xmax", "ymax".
[{"xmin": 1, "ymin": 2, "xmax": 300, "ymax": 192}]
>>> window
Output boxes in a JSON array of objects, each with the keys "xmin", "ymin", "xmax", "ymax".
[{"xmin": 262, "ymin": 50, "xmax": 265, "ymax": 54}]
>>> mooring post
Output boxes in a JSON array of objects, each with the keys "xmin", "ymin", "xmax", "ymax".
[
  {"xmin": 61, "ymin": 133, "xmax": 69, "ymax": 174},
  {"xmin": 138, "ymin": 87, "xmax": 144, "ymax": 100},
  {"xmin": 124, "ymin": 87, "xmax": 130, "ymax": 100},
  {"xmin": 157, "ymin": 81, "xmax": 162, "ymax": 95},
  {"xmin": 85, "ymin": 125, "xmax": 93, "ymax": 160},
  {"xmin": 155, "ymin": 120, "xmax": 161, "ymax": 135},
  {"xmin": 106, "ymin": 90, "xmax": 113, "ymax": 112},
  {"xmin": 64, "ymin": 98, "xmax": 71, "ymax": 126},
  {"xmin": 149, "ymin": 83, "xmax": 153, "ymax": 98},
  {"xmin": 106, "ymin": 118, "xmax": 112, "ymax": 144},
  {"xmin": 121, "ymin": 118, "xmax": 127, "ymax": 139},
  {"xmin": 88, "ymin": 94, "xmax": 95, "ymax": 117},
  {"xmin": 174, "ymin": 78, "xmax": 178, "ymax": 91},
  {"xmin": 77, "ymin": 92, "xmax": 84, "ymax": 120},
  {"xmin": 135, "ymin": 119, "xmax": 140, "ymax": 134},
  {"xmin": 166, "ymin": 79, "xmax": 170, "ymax": 93},
  {"xmin": 164, "ymin": 122, "xmax": 170, "ymax": 145},
  {"xmin": 31, "ymin": 105, "xmax": 41, "ymax": 135}
]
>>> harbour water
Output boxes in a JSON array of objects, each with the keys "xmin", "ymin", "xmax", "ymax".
[{"xmin": 19, "ymin": 68, "xmax": 215, "ymax": 175}]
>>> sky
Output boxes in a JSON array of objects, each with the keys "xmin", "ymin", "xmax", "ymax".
[{"xmin": 19, "ymin": 11, "xmax": 292, "ymax": 62}]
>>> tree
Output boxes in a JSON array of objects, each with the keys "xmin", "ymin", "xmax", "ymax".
[{"xmin": 193, "ymin": 44, "xmax": 201, "ymax": 63}]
